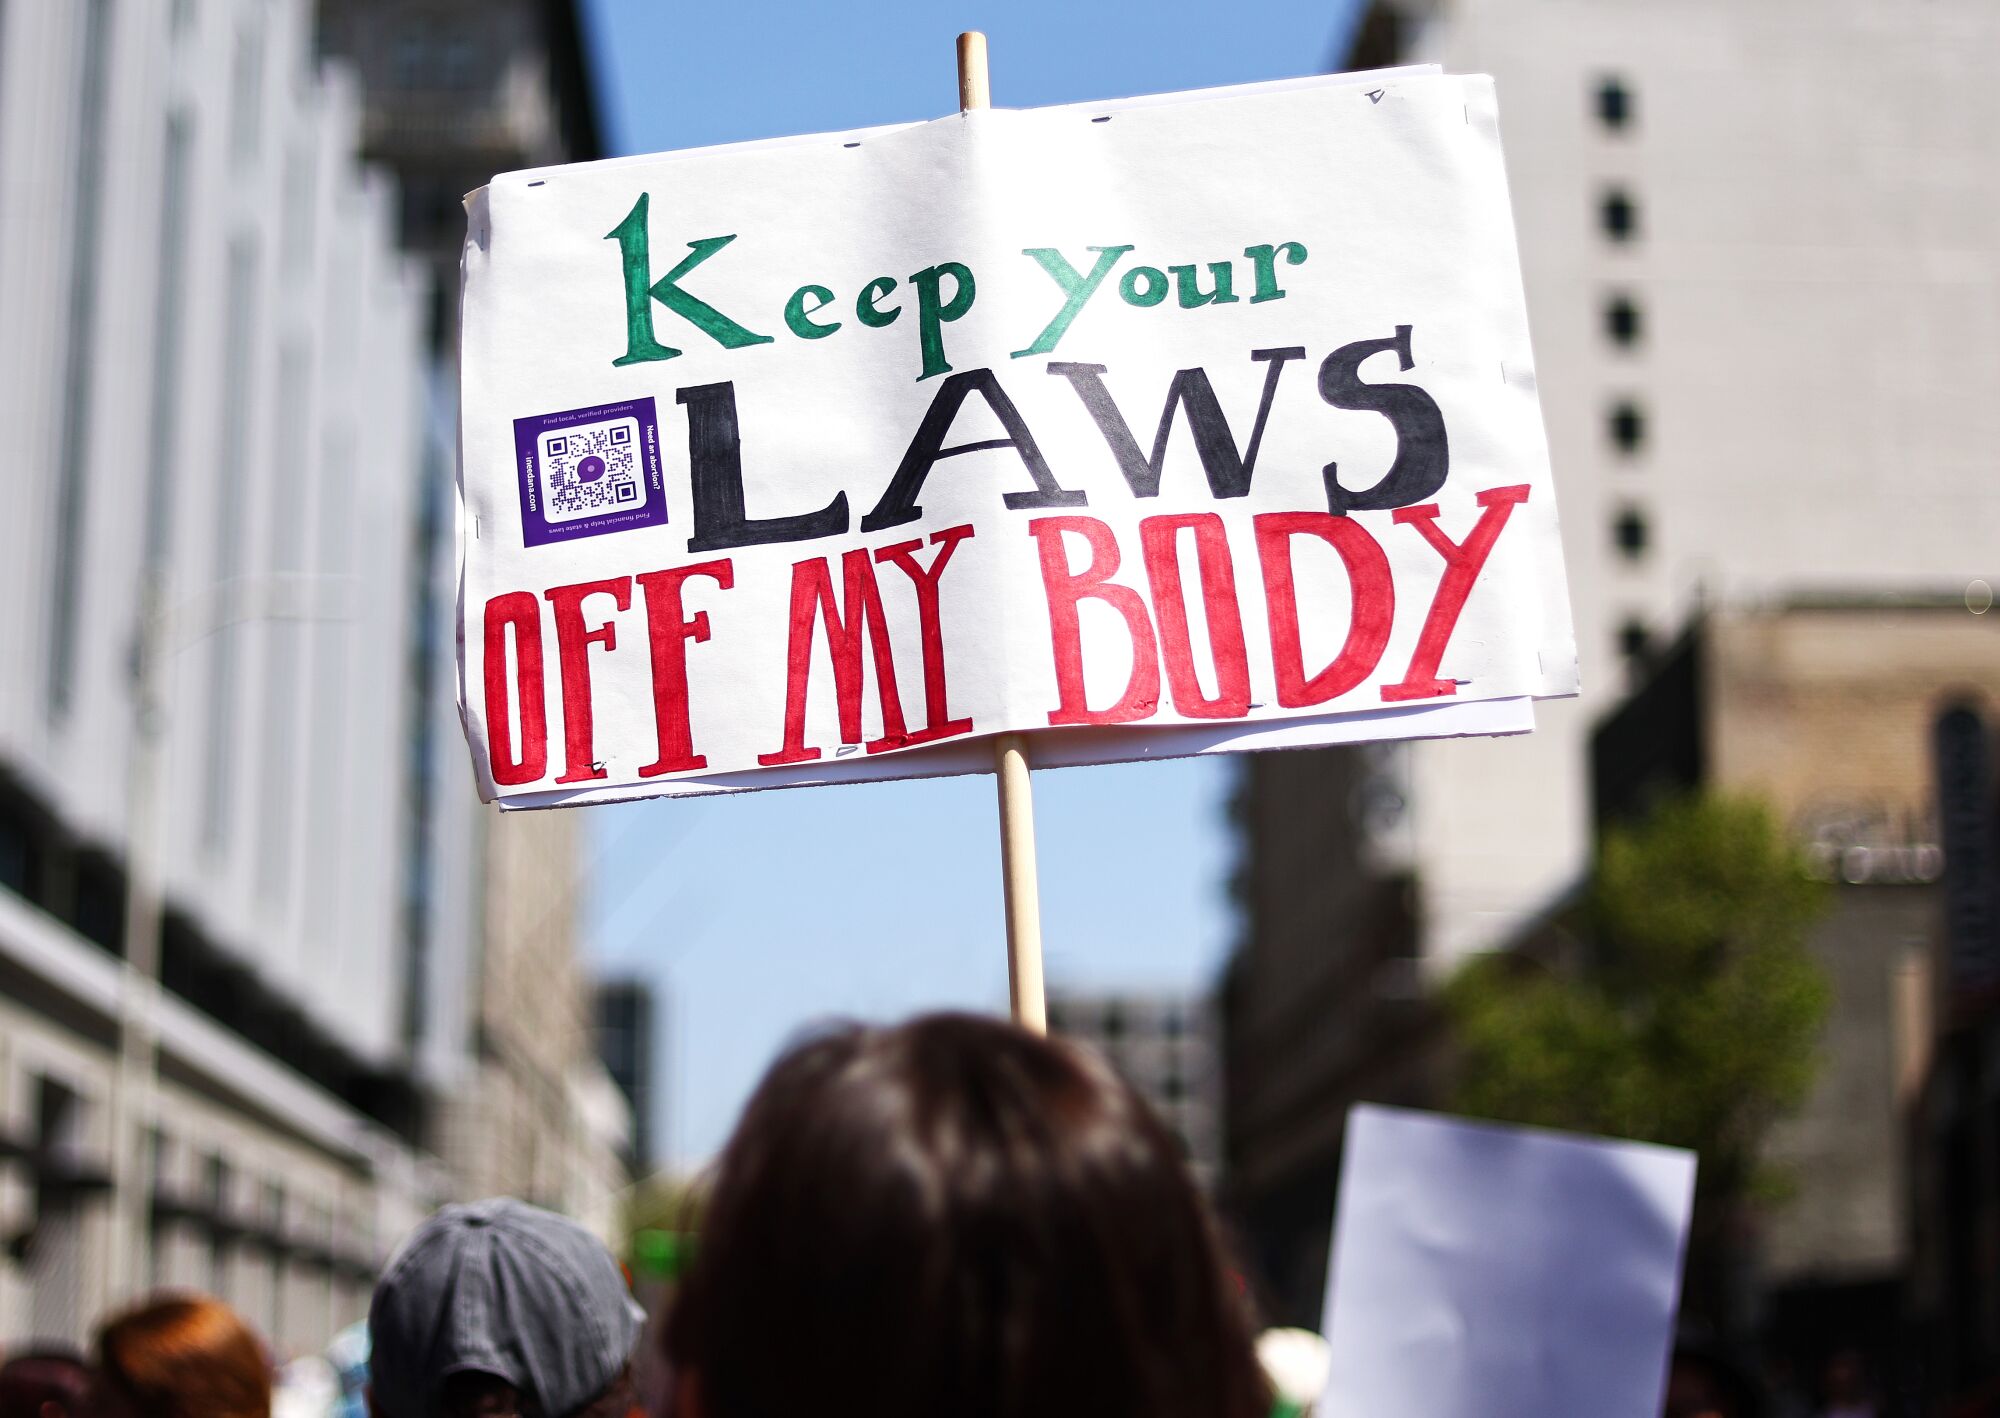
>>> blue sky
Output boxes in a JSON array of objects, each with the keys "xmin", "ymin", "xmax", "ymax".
[{"xmin": 579, "ymin": 0, "xmax": 1364, "ymax": 1170}]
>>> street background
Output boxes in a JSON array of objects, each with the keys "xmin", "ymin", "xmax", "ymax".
[{"xmin": 1, "ymin": 2, "xmax": 1996, "ymax": 1416}]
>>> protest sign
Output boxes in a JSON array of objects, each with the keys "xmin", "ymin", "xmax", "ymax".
[
  {"xmin": 457, "ymin": 65, "xmax": 1576, "ymax": 808},
  {"xmin": 1316, "ymin": 1105, "xmax": 1696, "ymax": 1418}
]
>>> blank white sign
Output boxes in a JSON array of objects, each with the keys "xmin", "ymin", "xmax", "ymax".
[{"xmin": 1317, "ymin": 1105, "xmax": 1696, "ymax": 1418}]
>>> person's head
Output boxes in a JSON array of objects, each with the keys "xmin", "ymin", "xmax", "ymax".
[
  {"xmin": 664, "ymin": 1012, "xmax": 1269, "ymax": 1418},
  {"xmin": 1822, "ymin": 1350, "xmax": 1869, "ymax": 1405},
  {"xmin": 92, "ymin": 1294, "xmax": 271, "ymax": 1418},
  {"xmin": 422, "ymin": 1370, "xmax": 635, "ymax": 1418},
  {"xmin": 366, "ymin": 1197, "xmax": 643, "ymax": 1418},
  {"xmin": 1664, "ymin": 1341, "xmax": 1765, "ymax": 1418},
  {"xmin": 0, "ymin": 1349, "xmax": 89, "ymax": 1418}
]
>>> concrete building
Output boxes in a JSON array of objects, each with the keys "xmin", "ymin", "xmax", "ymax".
[
  {"xmin": 596, "ymin": 979, "xmax": 658, "ymax": 1175},
  {"xmin": 315, "ymin": 0, "xmax": 602, "ymax": 347},
  {"xmin": 1225, "ymin": 0, "xmax": 2000, "ymax": 1320},
  {"xmin": 1221, "ymin": 744, "xmax": 1428, "ymax": 1317},
  {"xmin": 315, "ymin": 0, "xmax": 632, "ymax": 1240},
  {"xmin": 1047, "ymin": 990, "xmax": 1223, "ymax": 1187},
  {"xmin": 431, "ymin": 815, "xmax": 630, "ymax": 1221},
  {"xmin": 1341, "ymin": 0, "xmax": 2000, "ymax": 971},
  {"xmin": 1594, "ymin": 601, "xmax": 1999, "ymax": 1399},
  {"xmin": 0, "ymin": 0, "xmax": 460, "ymax": 1347}
]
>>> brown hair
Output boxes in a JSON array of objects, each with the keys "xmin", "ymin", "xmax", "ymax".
[
  {"xmin": 0, "ymin": 1349, "xmax": 90, "ymax": 1417},
  {"xmin": 663, "ymin": 1013, "xmax": 1268, "ymax": 1418},
  {"xmin": 96, "ymin": 1293, "xmax": 271, "ymax": 1418}
]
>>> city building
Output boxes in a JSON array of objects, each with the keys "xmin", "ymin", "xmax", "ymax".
[
  {"xmin": 1047, "ymin": 990, "xmax": 1223, "ymax": 1187},
  {"xmin": 314, "ymin": 0, "xmax": 603, "ymax": 348},
  {"xmin": 596, "ymin": 979, "xmax": 658, "ymax": 1175},
  {"xmin": 1221, "ymin": 744, "xmax": 1428, "ymax": 1320},
  {"xmin": 1225, "ymin": 0, "xmax": 2000, "ymax": 1325},
  {"xmin": 1334, "ymin": 0, "xmax": 2000, "ymax": 967},
  {"xmin": 430, "ymin": 813, "xmax": 631, "ymax": 1221},
  {"xmin": 1594, "ymin": 600, "xmax": 1998, "ymax": 1395},
  {"xmin": 314, "ymin": 0, "xmax": 631, "ymax": 1239},
  {"xmin": 0, "ymin": 0, "xmax": 461, "ymax": 1346}
]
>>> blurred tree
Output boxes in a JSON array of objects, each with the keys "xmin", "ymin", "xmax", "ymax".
[
  {"xmin": 1443, "ymin": 793, "xmax": 1830, "ymax": 1206},
  {"xmin": 623, "ymin": 1174, "xmax": 706, "ymax": 1282}
]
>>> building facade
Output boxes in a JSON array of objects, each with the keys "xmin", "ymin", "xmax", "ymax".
[
  {"xmin": 1047, "ymin": 990, "xmax": 1223, "ymax": 1188},
  {"xmin": 596, "ymin": 979, "xmax": 658, "ymax": 1176},
  {"xmin": 1340, "ymin": 0, "xmax": 2000, "ymax": 971},
  {"xmin": 1221, "ymin": 744, "xmax": 1429, "ymax": 1320},
  {"xmin": 314, "ymin": 0, "xmax": 602, "ymax": 346},
  {"xmin": 315, "ymin": 0, "xmax": 633, "ymax": 1240},
  {"xmin": 0, "ymin": 0, "xmax": 462, "ymax": 1347},
  {"xmin": 1594, "ymin": 602, "xmax": 2000, "ymax": 1403},
  {"xmin": 1225, "ymin": 0, "xmax": 2000, "ymax": 1327}
]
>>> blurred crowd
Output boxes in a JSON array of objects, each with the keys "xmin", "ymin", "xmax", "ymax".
[
  {"xmin": 0, "ymin": 1014, "xmax": 1286, "ymax": 1418},
  {"xmin": 0, "ymin": 1010, "xmax": 1876, "ymax": 1418}
]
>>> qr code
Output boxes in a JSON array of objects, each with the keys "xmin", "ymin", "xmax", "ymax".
[
  {"xmin": 514, "ymin": 397, "xmax": 663, "ymax": 547},
  {"xmin": 540, "ymin": 418, "xmax": 641, "ymax": 523}
]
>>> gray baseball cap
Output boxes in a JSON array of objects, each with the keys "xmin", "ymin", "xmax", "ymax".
[{"xmin": 368, "ymin": 1198, "xmax": 645, "ymax": 1418}]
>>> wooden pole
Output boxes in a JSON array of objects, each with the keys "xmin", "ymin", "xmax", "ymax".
[
  {"xmin": 957, "ymin": 30, "xmax": 991, "ymax": 111},
  {"xmin": 957, "ymin": 30, "xmax": 1048, "ymax": 1036},
  {"xmin": 994, "ymin": 733, "xmax": 1047, "ymax": 1034}
]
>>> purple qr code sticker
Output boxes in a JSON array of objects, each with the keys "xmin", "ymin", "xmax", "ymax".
[{"xmin": 513, "ymin": 397, "xmax": 667, "ymax": 547}]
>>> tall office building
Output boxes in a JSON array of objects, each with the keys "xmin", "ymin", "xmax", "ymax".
[
  {"xmin": 0, "ymin": 0, "xmax": 463, "ymax": 1346},
  {"xmin": 596, "ymin": 979, "xmax": 658, "ymax": 1175},
  {"xmin": 1594, "ymin": 602, "xmax": 2000, "ymax": 1396},
  {"xmin": 314, "ymin": 0, "xmax": 602, "ymax": 348},
  {"xmin": 315, "ymin": 0, "xmax": 632, "ymax": 1235},
  {"xmin": 1048, "ymin": 990, "xmax": 1224, "ymax": 1188},
  {"xmin": 1226, "ymin": 0, "xmax": 2000, "ymax": 1320}
]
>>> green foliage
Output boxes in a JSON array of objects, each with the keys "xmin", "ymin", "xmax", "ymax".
[
  {"xmin": 622, "ymin": 1174, "xmax": 706, "ymax": 1274},
  {"xmin": 1443, "ymin": 793, "xmax": 1831, "ymax": 1201}
]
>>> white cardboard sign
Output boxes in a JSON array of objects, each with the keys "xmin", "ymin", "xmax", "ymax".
[
  {"xmin": 1317, "ymin": 1106, "xmax": 1697, "ymax": 1418},
  {"xmin": 457, "ymin": 70, "xmax": 1576, "ymax": 807}
]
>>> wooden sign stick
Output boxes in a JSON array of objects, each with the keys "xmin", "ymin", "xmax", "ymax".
[{"xmin": 958, "ymin": 30, "xmax": 1048, "ymax": 1035}]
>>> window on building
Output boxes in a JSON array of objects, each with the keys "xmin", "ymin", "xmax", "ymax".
[
  {"xmin": 1604, "ymin": 293, "xmax": 1643, "ymax": 348},
  {"xmin": 264, "ymin": 1181, "xmax": 287, "ymax": 1337},
  {"xmin": 438, "ymin": 39, "xmax": 478, "ymax": 88},
  {"xmin": 26, "ymin": 1078, "xmax": 88, "ymax": 1342},
  {"xmin": 1613, "ymin": 508, "xmax": 1650, "ymax": 559},
  {"xmin": 0, "ymin": 788, "xmax": 40, "ymax": 898},
  {"xmin": 1600, "ymin": 187, "xmax": 1639, "ymax": 243},
  {"xmin": 146, "ymin": 1128, "xmax": 171, "ymax": 1288},
  {"xmin": 1595, "ymin": 76, "xmax": 1634, "ymax": 132},
  {"xmin": 71, "ymin": 850, "xmax": 125, "ymax": 955},
  {"xmin": 1618, "ymin": 619, "xmax": 1652, "ymax": 664},
  {"xmin": 205, "ymin": 1154, "xmax": 232, "ymax": 1292},
  {"xmin": 1609, "ymin": 399, "xmax": 1646, "ymax": 454},
  {"xmin": 1101, "ymin": 1003, "xmax": 1126, "ymax": 1041}
]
